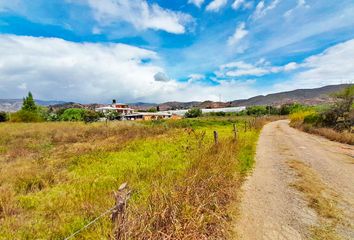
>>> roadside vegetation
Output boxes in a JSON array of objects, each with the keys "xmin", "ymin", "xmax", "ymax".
[
  {"xmin": 289, "ymin": 86, "xmax": 354, "ymax": 145},
  {"xmin": 0, "ymin": 116, "xmax": 270, "ymax": 239}
]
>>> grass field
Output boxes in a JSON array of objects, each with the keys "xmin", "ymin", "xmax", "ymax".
[{"xmin": 0, "ymin": 117, "xmax": 266, "ymax": 239}]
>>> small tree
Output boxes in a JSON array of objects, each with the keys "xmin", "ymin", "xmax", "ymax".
[
  {"xmin": 185, "ymin": 108, "xmax": 202, "ymax": 118},
  {"xmin": 22, "ymin": 92, "xmax": 37, "ymax": 111}
]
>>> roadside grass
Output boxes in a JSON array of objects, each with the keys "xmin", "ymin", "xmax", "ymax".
[
  {"xmin": 287, "ymin": 160, "xmax": 343, "ymax": 240},
  {"xmin": 0, "ymin": 117, "xmax": 264, "ymax": 239}
]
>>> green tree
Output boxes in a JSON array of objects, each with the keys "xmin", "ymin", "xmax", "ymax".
[
  {"xmin": 22, "ymin": 92, "xmax": 37, "ymax": 111},
  {"xmin": 60, "ymin": 108, "xmax": 86, "ymax": 121},
  {"xmin": 185, "ymin": 108, "xmax": 202, "ymax": 118}
]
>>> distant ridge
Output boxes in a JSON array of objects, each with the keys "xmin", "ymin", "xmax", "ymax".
[
  {"xmin": 0, "ymin": 84, "xmax": 351, "ymax": 112},
  {"xmin": 133, "ymin": 84, "xmax": 351, "ymax": 111}
]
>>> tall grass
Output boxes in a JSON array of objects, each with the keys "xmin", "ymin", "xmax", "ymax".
[{"xmin": 0, "ymin": 118, "xmax": 263, "ymax": 239}]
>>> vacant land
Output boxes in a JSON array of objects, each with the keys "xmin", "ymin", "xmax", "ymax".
[
  {"xmin": 0, "ymin": 117, "xmax": 265, "ymax": 239},
  {"xmin": 236, "ymin": 120, "xmax": 354, "ymax": 240}
]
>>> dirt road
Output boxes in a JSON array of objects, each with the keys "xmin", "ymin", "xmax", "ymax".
[{"xmin": 236, "ymin": 120, "xmax": 354, "ymax": 240}]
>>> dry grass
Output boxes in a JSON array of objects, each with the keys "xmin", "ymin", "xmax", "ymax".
[
  {"xmin": 0, "ymin": 118, "xmax": 263, "ymax": 239},
  {"xmin": 287, "ymin": 160, "xmax": 343, "ymax": 240},
  {"xmin": 301, "ymin": 125, "xmax": 354, "ymax": 145}
]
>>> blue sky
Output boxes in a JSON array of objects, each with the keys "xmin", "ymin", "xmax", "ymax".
[{"xmin": 0, "ymin": 0, "xmax": 354, "ymax": 103}]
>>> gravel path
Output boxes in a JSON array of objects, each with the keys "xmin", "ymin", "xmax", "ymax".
[{"xmin": 235, "ymin": 120, "xmax": 354, "ymax": 240}]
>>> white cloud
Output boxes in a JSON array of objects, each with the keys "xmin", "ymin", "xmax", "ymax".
[
  {"xmin": 0, "ymin": 34, "xmax": 260, "ymax": 102},
  {"xmin": 232, "ymin": 0, "xmax": 252, "ymax": 10},
  {"xmin": 227, "ymin": 22, "xmax": 248, "ymax": 46},
  {"xmin": 217, "ymin": 59, "xmax": 298, "ymax": 77},
  {"xmin": 206, "ymin": 0, "xmax": 228, "ymax": 12},
  {"xmin": 188, "ymin": 0, "xmax": 205, "ymax": 8},
  {"xmin": 252, "ymin": 0, "xmax": 280, "ymax": 20},
  {"xmin": 275, "ymin": 39, "xmax": 354, "ymax": 90},
  {"xmin": 187, "ymin": 73, "xmax": 204, "ymax": 83},
  {"xmin": 85, "ymin": 0, "xmax": 193, "ymax": 34}
]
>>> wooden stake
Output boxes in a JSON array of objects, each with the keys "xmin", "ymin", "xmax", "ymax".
[
  {"xmin": 233, "ymin": 124, "xmax": 237, "ymax": 140},
  {"xmin": 213, "ymin": 131, "xmax": 218, "ymax": 145}
]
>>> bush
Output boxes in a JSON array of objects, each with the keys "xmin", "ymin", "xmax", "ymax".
[
  {"xmin": 303, "ymin": 112, "xmax": 321, "ymax": 125},
  {"xmin": 59, "ymin": 108, "xmax": 86, "ymax": 121},
  {"xmin": 185, "ymin": 108, "xmax": 202, "ymax": 118},
  {"xmin": 10, "ymin": 110, "xmax": 44, "ymax": 122},
  {"xmin": 0, "ymin": 112, "xmax": 8, "ymax": 122},
  {"xmin": 246, "ymin": 106, "xmax": 268, "ymax": 116},
  {"xmin": 83, "ymin": 110, "xmax": 100, "ymax": 123}
]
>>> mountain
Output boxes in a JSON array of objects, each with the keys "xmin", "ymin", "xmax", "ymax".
[
  {"xmin": 0, "ymin": 99, "xmax": 66, "ymax": 112},
  {"xmin": 229, "ymin": 84, "xmax": 351, "ymax": 107}
]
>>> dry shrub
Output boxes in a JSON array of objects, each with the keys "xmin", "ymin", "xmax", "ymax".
[
  {"xmin": 304, "ymin": 127, "xmax": 354, "ymax": 145},
  {"xmin": 116, "ymin": 139, "xmax": 240, "ymax": 240}
]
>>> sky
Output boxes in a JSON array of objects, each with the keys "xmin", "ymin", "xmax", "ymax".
[{"xmin": 0, "ymin": 0, "xmax": 354, "ymax": 103}]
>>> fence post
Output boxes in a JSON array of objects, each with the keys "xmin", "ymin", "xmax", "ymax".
[
  {"xmin": 213, "ymin": 131, "xmax": 218, "ymax": 145},
  {"xmin": 233, "ymin": 124, "xmax": 237, "ymax": 140},
  {"xmin": 244, "ymin": 121, "xmax": 247, "ymax": 132},
  {"xmin": 112, "ymin": 182, "xmax": 131, "ymax": 240}
]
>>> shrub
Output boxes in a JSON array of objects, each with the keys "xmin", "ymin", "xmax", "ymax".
[
  {"xmin": 83, "ymin": 110, "xmax": 100, "ymax": 123},
  {"xmin": 246, "ymin": 106, "xmax": 268, "ymax": 116},
  {"xmin": 303, "ymin": 112, "xmax": 321, "ymax": 125},
  {"xmin": 59, "ymin": 108, "xmax": 86, "ymax": 121},
  {"xmin": 10, "ymin": 110, "xmax": 44, "ymax": 122},
  {"xmin": 185, "ymin": 108, "xmax": 202, "ymax": 118},
  {"xmin": 0, "ymin": 112, "xmax": 8, "ymax": 122}
]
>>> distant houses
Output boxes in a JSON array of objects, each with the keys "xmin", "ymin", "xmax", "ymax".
[{"xmin": 95, "ymin": 99, "xmax": 177, "ymax": 121}]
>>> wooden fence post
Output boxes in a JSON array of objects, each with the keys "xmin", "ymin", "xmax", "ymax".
[
  {"xmin": 233, "ymin": 124, "xmax": 237, "ymax": 140},
  {"xmin": 213, "ymin": 131, "xmax": 218, "ymax": 145},
  {"xmin": 112, "ymin": 182, "xmax": 131, "ymax": 240},
  {"xmin": 244, "ymin": 121, "xmax": 247, "ymax": 132}
]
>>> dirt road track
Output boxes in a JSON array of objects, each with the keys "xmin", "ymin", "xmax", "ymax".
[{"xmin": 235, "ymin": 120, "xmax": 354, "ymax": 240}]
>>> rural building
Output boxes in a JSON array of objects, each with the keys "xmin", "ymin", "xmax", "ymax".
[
  {"xmin": 95, "ymin": 100, "xmax": 134, "ymax": 115},
  {"xmin": 123, "ymin": 112, "xmax": 177, "ymax": 121},
  {"xmin": 95, "ymin": 100, "xmax": 181, "ymax": 121}
]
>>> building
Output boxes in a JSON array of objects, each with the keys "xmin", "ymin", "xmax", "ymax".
[
  {"xmin": 96, "ymin": 99, "xmax": 134, "ymax": 115},
  {"xmin": 96, "ymin": 100, "xmax": 182, "ymax": 121},
  {"xmin": 123, "ymin": 112, "xmax": 174, "ymax": 121}
]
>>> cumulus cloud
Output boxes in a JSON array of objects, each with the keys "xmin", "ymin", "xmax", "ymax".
[
  {"xmin": 275, "ymin": 39, "xmax": 354, "ymax": 90},
  {"xmin": 231, "ymin": 0, "xmax": 253, "ymax": 10},
  {"xmin": 206, "ymin": 0, "xmax": 228, "ymax": 12},
  {"xmin": 85, "ymin": 0, "xmax": 193, "ymax": 34},
  {"xmin": 188, "ymin": 0, "xmax": 205, "ymax": 8},
  {"xmin": 0, "ymin": 34, "xmax": 260, "ymax": 102},
  {"xmin": 154, "ymin": 72, "xmax": 170, "ymax": 82},
  {"xmin": 217, "ymin": 59, "xmax": 298, "ymax": 77},
  {"xmin": 228, "ymin": 22, "xmax": 249, "ymax": 46}
]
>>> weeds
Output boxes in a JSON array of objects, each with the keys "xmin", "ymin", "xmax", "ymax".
[{"xmin": 0, "ymin": 117, "xmax": 264, "ymax": 239}]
